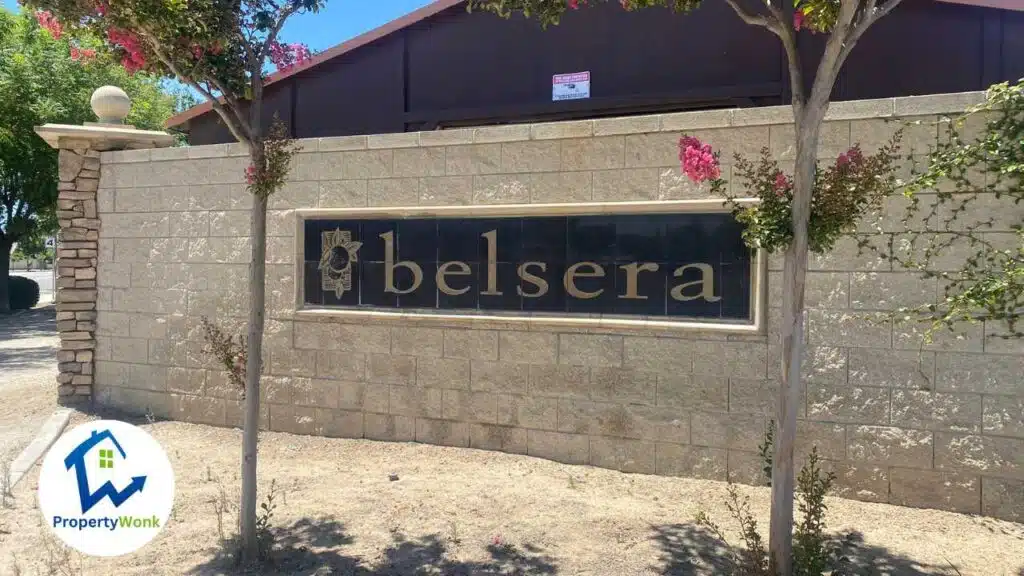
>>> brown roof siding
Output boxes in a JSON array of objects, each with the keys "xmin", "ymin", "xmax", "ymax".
[{"xmin": 165, "ymin": 0, "xmax": 465, "ymax": 128}]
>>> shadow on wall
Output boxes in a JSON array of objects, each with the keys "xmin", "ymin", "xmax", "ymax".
[
  {"xmin": 652, "ymin": 524, "xmax": 966, "ymax": 575},
  {"xmin": 187, "ymin": 515, "xmax": 559, "ymax": 575},
  {"xmin": 185, "ymin": 514, "xmax": 970, "ymax": 575}
]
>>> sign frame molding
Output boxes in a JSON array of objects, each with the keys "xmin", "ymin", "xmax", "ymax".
[{"xmin": 293, "ymin": 199, "xmax": 767, "ymax": 334}]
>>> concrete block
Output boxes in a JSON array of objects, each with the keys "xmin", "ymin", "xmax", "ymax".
[
  {"xmin": 935, "ymin": 433, "xmax": 1024, "ymax": 479},
  {"xmin": 529, "ymin": 364, "xmax": 590, "ymax": 399},
  {"xmin": 416, "ymin": 418, "xmax": 470, "ymax": 447},
  {"xmin": 443, "ymin": 329, "xmax": 498, "ymax": 361},
  {"xmin": 889, "ymin": 467, "xmax": 980, "ymax": 514},
  {"xmin": 590, "ymin": 436, "xmax": 657, "ymax": 474},
  {"xmin": 417, "ymin": 357, "xmax": 471, "ymax": 390},
  {"xmin": 497, "ymin": 394, "xmax": 557, "ymax": 430},
  {"xmin": 469, "ymin": 423, "xmax": 527, "ymax": 454},
  {"xmin": 558, "ymin": 333, "xmax": 622, "ymax": 367},
  {"xmin": 527, "ymin": 429, "xmax": 590, "ymax": 465},
  {"xmin": 498, "ymin": 331, "xmax": 557, "ymax": 364},
  {"xmin": 847, "ymin": 425, "xmax": 933, "ymax": 469},
  {"xmin": 591, "ymin": 367, "xmax": 657, "ymax": 406},
  {"xmin": 892, "ymin": 389, "xmax": 982, "ymax": 433},
  {"xmin": 419, "ymin": 175, "xmax": 473, "ymax": 205},
  {"xmin": 445, "ymin": 144, "xmax": 502, "ymax": 175},
  {"xmin": 807, "ymin": 384, "xmax": 890, "ymax": 425},
  {"xmin": 655, "ymin": 443, "xmax": 727, "ymax": 480},
  {"xmin": 314, "ymin": 409, "xmax": 363, "ymax": 439},
  {"xmin": 471, "ymin": 360, "xmax": 529, "ymax": 395},
  {"xmin": 364, "ymin": 413, "xmax": 415, "ymax": 442}
]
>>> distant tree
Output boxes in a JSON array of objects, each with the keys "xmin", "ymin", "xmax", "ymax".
[
  {"xmin": 0, "ymin": 7, "xmax": 174, "ymax": 313},
  {"xmin": 469, "ymin": 1, "xmax": 907, "ymax": 573},
  {"xmin": 12, "ymin": 235, "xmax": 54, "ymax": 270},
  {"xmin": 21, "ymin": 0, "xmax": 322, "ymax": 564}
]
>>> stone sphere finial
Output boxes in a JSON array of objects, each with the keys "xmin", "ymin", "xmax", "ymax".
[{"xmin": 90, "ymin": 86, "xmax": 131, "ymax": 125}]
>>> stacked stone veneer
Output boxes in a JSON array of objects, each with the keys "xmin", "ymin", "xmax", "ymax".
[
  {"xmin": 55, "ymin": 144, "xmax": 103, "ymax": 402},
  {"xmin": 92, "ymin": 91, "xmax": 1024, "ymax": 521}
]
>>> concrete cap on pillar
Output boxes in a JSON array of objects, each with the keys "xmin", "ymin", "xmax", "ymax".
[{"xmin": 90, "ymin": 86, "xmax": 131, "ymax": 125}]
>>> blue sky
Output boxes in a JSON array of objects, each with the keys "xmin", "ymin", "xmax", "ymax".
[{"xmin": 2, "ymin": 0, "xmax": 435, "ymax": 54}]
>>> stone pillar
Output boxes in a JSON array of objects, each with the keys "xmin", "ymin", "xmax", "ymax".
[
  {"xmin": 54, "ymin": 144, "xmax": 102, "ymax": 401},
  {"xmin": 35, "ymin": 85, "xmax": 175, "ymax": 406}
]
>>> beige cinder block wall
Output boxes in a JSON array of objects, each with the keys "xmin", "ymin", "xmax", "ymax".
[{"xmin": 94, "ymin": 91, "xmax": 1024, "ymax": 522}]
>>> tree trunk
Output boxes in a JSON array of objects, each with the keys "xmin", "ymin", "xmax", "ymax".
[
  {"xmin": 0, "ymin": 240, "xmax": 12, "ymax": 314},
  {"xmin": 768, "ymin": 108, "xmax": 823, "ymax": 576},
  {"xmin": 239, "ymin": 189, "xmax": 268, "ymax": 564}
]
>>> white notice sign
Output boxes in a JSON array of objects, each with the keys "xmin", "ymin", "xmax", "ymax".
[{"xmin": 552, "ymin": 71, "xmax": 591, "ymax": 101}]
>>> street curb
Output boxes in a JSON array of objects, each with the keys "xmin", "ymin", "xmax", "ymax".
[{"xmin": 7, "ymin": 409, "xmax": 72, "ymax": 490}]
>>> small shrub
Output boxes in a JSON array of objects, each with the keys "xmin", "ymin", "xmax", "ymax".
[
  {"xmin": 255, "ymin": 479, "xmax": 280, "ymax": 562},
  {"xmin": 199, "ymin": 316, "xmax": 247, "ymax": 397},
  {"xmin": 8, "ymin": 276, "xmax": 40, "ymax": 310},
  {"xmin": 696, "ymin": 447, "xmax": 845, "ymax": 576}
]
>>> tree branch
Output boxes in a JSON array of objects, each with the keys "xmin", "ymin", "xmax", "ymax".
[
  {"xmin": 725, "ymin": 0, "xmax": 805, "ymax": 113},
  {"xmin": 136, "ymin": 25, "xmax": 251, "ymax": 144},
  {"xmin": 838, "ymin": 0, "xmax": 906, "ymax": 66},
  {"xmin": 260, "ymin": 0, "xmax": 302, "ymax": 63},
  {"xmin": 806, "ymin": 0, "xmax": 860, "ymax": 122},
  {"xmin": 723, "ymin": 0, "xmax": 774, "ymax": 29}
]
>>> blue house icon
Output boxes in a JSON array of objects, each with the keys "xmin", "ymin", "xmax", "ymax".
[{"xmin": 64, "ymin": 429, "xmax": 147, "ymax": 514}]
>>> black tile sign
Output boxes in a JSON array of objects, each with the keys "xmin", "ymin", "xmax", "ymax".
[{"xmin": 303, "ymin": 213, "xmax": 753, "ymax": 321}]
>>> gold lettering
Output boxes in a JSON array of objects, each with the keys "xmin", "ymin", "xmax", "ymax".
[
  {"xmin": 517, "ymin": 262, "xmax": 549, "ymax": 297},
  {"xmin": 564, "ymin": 262, "xmax": 605, "ymax": 299},
  {"xmin": 617, "ymin": 262, "xmax": 659, "ymax": 300},
  {"xmin": 380, "ymin": 231, "xmax": 423, "ymax": 294},
  {"xmin": 670, "ymin": 263, "xmax": 721, "ymax": 302},
  {"xmin": 436, "ymin": 261, "xmax": 471, "ymax": 296},
  {"xmin": 480, "ymin": 229, "xmax": 502, "ymax": 295}
]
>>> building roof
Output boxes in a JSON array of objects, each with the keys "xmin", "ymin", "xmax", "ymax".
[
  {"xmin": 165, "ymin": 0, "xmax": 1021, "ymax": 130},
  {"xmin": 166, "ymin": 0, "xmax": 464, "ymax": 128}
]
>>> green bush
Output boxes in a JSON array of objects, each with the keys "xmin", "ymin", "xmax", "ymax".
[{"xmin": 9, "ymin": 276, "xmax": 40, "ymax": 310}]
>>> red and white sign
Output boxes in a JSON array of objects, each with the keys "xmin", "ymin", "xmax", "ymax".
[{"xmin": 552, "ymin": 71, "xmax": 591, "ymax": 102}]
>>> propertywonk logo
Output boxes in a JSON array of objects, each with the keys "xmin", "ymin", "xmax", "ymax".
[{"xmin": 38, "ymin": 420, "xmax": 175, "ymax": 556}]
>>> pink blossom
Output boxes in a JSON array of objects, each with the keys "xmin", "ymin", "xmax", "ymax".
[
  {"xmin": 836, "ymin": 146, "xmax": 864, "ymax": 169},
  {"xmin": 774, "ymin": 171, "xmax": 790, "ymax": 196},
  {"xmin": 191, "ymin": 44, "xmax": 204, "ymax": 60},
  {"xmin": 793, "ymin": 11, "xmax": 805, "ymax": 31},
  {"xmin": 678, "ymin": 136, "xmax": 721, "ymax": 183},
  {"xmin": 35, "ymin": 11, "xmax": 62, "ymax": 40},
  {"xmin": 108, "ymin": 28, "xmax": 147, "ymax": 73},
  {"xmin": 269, "ymin": 40, "xmax": 313, "ymax": 72}
]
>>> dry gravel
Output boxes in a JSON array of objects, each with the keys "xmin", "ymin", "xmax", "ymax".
[{"xmin": 1, "ymin": 416, "xmax": 1022, "ymax": 575}]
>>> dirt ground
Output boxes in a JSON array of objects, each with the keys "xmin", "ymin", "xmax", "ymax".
[
  {"xmin": 0, "ymin": 306, "xmax": 58, "ymax": 460},
  {"xmin": 1, "ymin": 413, "xmax": 1022, "ymax": 576}
]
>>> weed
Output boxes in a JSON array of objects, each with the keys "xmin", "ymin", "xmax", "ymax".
[
  {"xmin": 758, "ymin": 420, "xmax": 776, "ymax": 486},
  {"xmin": 1, "ymin": 449, "xmax": 14, "ymax": 508},
  {"xmin": 448, "ymin": 521, "xmax": 461, "ymax": 545},
  {"xmin": 255, "ymin": 479, "xmax": 280, "ymax": 562}
]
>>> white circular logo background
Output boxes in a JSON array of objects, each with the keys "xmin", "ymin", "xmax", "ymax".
[{"xmin": 38, "ymin": 420, "xmax": 175, "ymax": 557}]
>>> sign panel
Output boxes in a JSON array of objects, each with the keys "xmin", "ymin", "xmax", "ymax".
[
  {"xmin": 552, "ymin": 71, "xmax": 591, "ymax": 101},
  {"xmin": 302, "ymin": 213, "xmax": 753, "ymax": 322}
]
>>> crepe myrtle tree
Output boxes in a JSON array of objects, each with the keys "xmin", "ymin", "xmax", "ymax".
[
  {"xmin": 469, "ymin": 0, "xmax": 906, "ymax": 573},
  {"xmin": 23, "ymin": 0, "xmax": 320, "ymax": 563}
]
